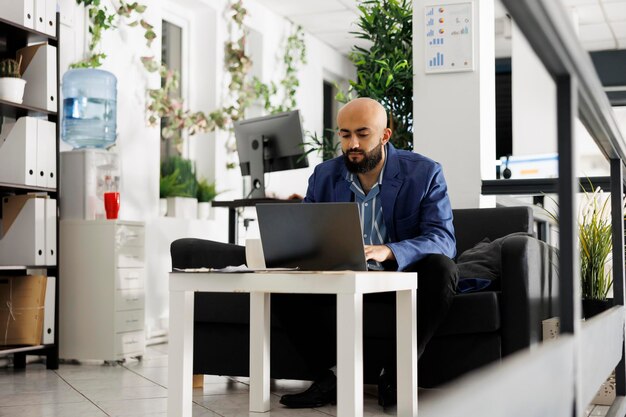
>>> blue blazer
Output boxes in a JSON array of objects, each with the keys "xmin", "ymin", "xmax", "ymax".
[{"xmin": 304, "ymin": 143, "xmax": 456, "ymax": 271}]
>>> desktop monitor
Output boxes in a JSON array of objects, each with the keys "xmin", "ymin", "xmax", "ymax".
[{"xmin": 234, "ymin": 110, "xmax": 309, "ymax": 198}]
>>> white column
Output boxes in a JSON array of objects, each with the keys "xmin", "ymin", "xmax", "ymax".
[
  {"xmin": 397, "ymin": 289, "xmax": 418, "ymax": 417},
  {"xmin": 250, "ymin": 292, "xmax": 271, "ymax": 412},
  {"xmin": 511, "ymin": 23, "xmax": 557, "ymax": 156},
  {"xmin": 413, "ymin": 0, "xmax": 496, "ymax": 208},
  {"xmin": 337, "ymin": 293, "xmax": 364, "ymax": 417},
  {"xmin": 167, "ymin": 290, "xmax": 194, "ymax": 417}
]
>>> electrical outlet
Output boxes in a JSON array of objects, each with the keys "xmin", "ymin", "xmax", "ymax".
[{"xmin": 542, "ymin": 317, "xmax": 560, "ymax": 341}]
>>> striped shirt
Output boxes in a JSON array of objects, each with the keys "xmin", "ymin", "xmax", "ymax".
[{"xmin": 347, "ymin": 158, "xmax": 389, "ymax": 270}]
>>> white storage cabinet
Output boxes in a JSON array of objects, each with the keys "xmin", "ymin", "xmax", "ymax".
[{"xmin": 60, "ymin": 220, "xmax": 145, "ymax": 362}]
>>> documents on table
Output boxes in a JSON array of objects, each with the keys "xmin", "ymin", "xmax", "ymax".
[{"xmin": 173, "ymin": 265, "xmax": 299, "ymax": 273}]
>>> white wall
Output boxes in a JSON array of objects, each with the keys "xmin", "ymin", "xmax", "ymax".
[
  {"xmin": 413, "ymin": 0, "xmax": 496, "ymax": 209},
  {"xmin": 59, "ymin": 0, "xmax": 354, "ymax": 338},
  {"xmin": 509, "ymin": 10, "xmax": 609, "ymax": 178},
  {"xmin": 511, "ymin": 23, "xmax": 557, "ymax": 156}
]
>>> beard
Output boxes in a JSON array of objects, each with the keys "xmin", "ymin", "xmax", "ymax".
[{"xmin": 343, "ymin": 141, "xmax": 384, "ymax": 174}]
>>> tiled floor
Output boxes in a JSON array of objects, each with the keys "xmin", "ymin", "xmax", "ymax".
[{"xmin": 0, "ymin": 343, "xmax": 612, "ymax": 416}]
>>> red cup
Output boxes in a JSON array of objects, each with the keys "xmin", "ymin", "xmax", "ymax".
[{"xmin": 104, "ymin": 192, "xmax": 120, "ymax": 220}]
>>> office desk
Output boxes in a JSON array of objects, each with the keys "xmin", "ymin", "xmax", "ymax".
[{"xmin": 168, "ymin": 270, "xmax": 418, "ymax": 417}]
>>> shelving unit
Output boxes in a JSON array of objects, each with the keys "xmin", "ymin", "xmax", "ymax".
[{"xmin": 0, "ymin": 12, "xmax": 60, "ymax": 369}]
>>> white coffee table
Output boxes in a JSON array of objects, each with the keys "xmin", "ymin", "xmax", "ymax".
[{"xmin": 167, "ymin": 271, "xmax": 417, "ymax": 417}]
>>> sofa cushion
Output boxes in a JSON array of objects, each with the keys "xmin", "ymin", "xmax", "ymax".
[
  {"xmin": 453, "ymin": 207, "xmax": 533, "ymax": 254},
  {"xmin": 456, "ymin": 232, "xmax": 533, "ymax": 293},
  {"xmin": 436, "ymin": 291, "xmax": 501, "ymax": 336}
]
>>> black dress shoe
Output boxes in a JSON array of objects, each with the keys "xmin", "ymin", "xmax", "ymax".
[
  {"xmin": 377, "ymin": 368, "xmax": 397, "ymax": 408},
  {"xmin": 279, "ymin": 371, "xmax": 337, "ymax": 408}
]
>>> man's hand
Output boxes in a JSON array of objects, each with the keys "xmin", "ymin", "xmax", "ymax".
[{"xmin": 364, "ymin": 245, "xmax": 395, "ymax": 262}]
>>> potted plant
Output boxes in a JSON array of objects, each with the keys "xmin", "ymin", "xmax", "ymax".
[
  {"xmin": 0, "ymin": 57, "xmax": 26, "ymax": 103},
  {"xmin": 579, "ymin": 186, "xmax": 614, "ymax": 319},
  {"xmin": 544, "ymin": 183, "xmax": 622, "ymax": 319},
  {"xmin": 160, "ymin": 156, "xmax": 198, "ymax": 219},
  {"xmin": 196, "ymin": 179, "xmax": 219, "ymax": 220},
  {"xmin": 336, "ymin": 0, "xmax": 413, "ymax": 151}
]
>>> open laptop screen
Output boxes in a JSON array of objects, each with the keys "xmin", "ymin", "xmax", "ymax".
[{"xmin": 256, "ymin": 202, "xmax": 368, "ymax": 271}]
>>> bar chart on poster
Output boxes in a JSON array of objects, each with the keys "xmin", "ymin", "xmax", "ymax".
[{"xmin": 424, "ymin": 3, "xmax": 474, "ymax": 73}]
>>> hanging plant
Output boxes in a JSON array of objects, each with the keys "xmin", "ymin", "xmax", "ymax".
[
  {"xmin": 253, "ymin": 25, "xmax": 307, "ymax": 115},
  {"xmin": 70, "ymin": 0, "xmax": 147, "ymax": 69},
  {"xmin": 70, "ymin": 0, "xmax": 306, "ymax": 168},
  {"xmin": 337, "ymin": 0, "xmax": 413, "ymax": 151}
]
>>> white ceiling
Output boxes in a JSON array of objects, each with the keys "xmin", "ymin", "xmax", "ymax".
[
  {"xmin": 562, "ymin": 0, "xmax": 626, "ymax": 50},
  {"xmin": 253, "ymin": 0, "xmax": 626, "ymax": 55}
]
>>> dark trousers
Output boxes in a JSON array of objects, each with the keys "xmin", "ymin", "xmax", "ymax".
[{"xmin": 271, "ymin": 254, "xmax": 459, "ymax": 381}]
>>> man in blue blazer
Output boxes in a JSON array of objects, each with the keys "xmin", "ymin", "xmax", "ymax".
[{"xmin": 279, "ymin": 97, "xmax": 458, "ymax": 409}]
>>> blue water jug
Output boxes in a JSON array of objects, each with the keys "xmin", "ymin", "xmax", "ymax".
[{"xmin": 61, "ymin": 69, "xmax": 117, "ymax": 149}]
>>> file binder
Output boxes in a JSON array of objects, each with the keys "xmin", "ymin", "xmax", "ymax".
[
  {"xmin": 0, "ymin": 117, "xmax": 38, "ymax": 186},
  {"xmin": 34, "ymin": 0, "xmax": 45, "ymax": 33},
  {"xmin": 44, "ymin": 0, "xmax": 56, "ymax": 37},
  {"xmin": 1, "ymin": 0, "xmax": 35, "ymax": 30},
  {"xmin": 0, "ymin": 195, "xmax": 46, "ymax": 266},
  {"xmin": 45, "ymin": 198, "xmax": 56, "ymax": 265},
  {"xmin": 36, "ymin": 118, "xmax": 56, "ymax": 188},
  {"xmin": 17, "ymin": 44, "xmax": 57, "ymax": 112},
  {"xmin": 42, "ymin": 276, "xmax": 55, "ymax": 344}
]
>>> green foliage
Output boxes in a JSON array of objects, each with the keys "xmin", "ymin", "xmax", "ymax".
[
  {"xmin": 196, "ymin": 179, "xmax": 219, "ymax": 203},
  {"xmin": 544, "ymin": 182, "xmax": 624, "ymax": 301},
  {"xmin": 160, "ymin": 156, "xmax": 197, "ymax": 198},
  {"xmin": 220, "ymin": 0, "xmax": 256, "ymax": 124},
  {"xmin": 338, "ymin": 0, "xmax": 413, "ymax": 151},
  {"xmin": 70, "ymin": 0, "xmax": 116, "ymax": 69},
  {"xmin": 301, "ymin": 130, "xmax": 340, "ymax": 162},
  {"xmin": 0, "ymin": 57, "xmax": 22, "ymax": 78},
  {"xmin": 579, "ymin": 186, "xmax": 614, "ymax": 300},
  {"xmin": 253, "ymin": 26, "xmax": 307, "ymax": 115},
  {"xmin": 159, "ymin": 169, "xmax": 185, "ymax": 199}
]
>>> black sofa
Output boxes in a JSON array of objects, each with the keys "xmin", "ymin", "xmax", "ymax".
[{"xmin": 170, "ymin": 206, "xmax": 559, "ymax": 387}]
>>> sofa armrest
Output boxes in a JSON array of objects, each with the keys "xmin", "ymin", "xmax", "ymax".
[{"xmin": 500, "ymin": 235, "xmax": 559, "ymax": 356}]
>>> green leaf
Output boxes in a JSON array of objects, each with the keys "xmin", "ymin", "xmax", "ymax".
[{"xmin": 385, "ymin": 73, "xmax": 393, "ymax": 87}]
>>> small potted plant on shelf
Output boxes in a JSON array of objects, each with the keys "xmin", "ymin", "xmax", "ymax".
[
  {"xmin": 160, "ymin": 156, "xmax": 198, "ymax": 219},
  {"xmin": 196, "ymin": 179, "xmax": 219, "ymax": 220},
  {"xmin": 0, "ymin": 57, "xmax": 26, "ymax": 104}
]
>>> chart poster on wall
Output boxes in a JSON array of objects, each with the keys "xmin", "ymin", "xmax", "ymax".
[{"xmin": 424, "ymin": 3, "xmax": 474, "ymax": 74}]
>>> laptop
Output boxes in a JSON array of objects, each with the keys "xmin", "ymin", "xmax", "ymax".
[{"xmin": 256, "ymin": 202, "xmax": 368, "ymax": 271}]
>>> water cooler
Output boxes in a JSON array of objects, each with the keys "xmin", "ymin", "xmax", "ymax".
[{"xmin": 60, "ymin": 149, "xmax": 120, "ymax": 220}]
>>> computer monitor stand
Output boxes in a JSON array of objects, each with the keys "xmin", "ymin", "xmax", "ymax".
[{"xmin": 248, "ymin": 135, "xmax": 266, "ymax": 199}]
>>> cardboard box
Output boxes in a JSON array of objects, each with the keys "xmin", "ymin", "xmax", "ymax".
[{"xmin": 0, "ymin": 275, "xmax": 47, "ymax": 346}]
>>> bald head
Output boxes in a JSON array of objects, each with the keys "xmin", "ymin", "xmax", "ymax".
[
  {"xmin": 336, "ymin": 98, "xmax": 392, "ymax": 176},
  {"xmin": 337, "ymin": 97, "xmax": 388, "ymax": 132}
]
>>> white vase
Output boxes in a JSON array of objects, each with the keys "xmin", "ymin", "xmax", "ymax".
[
  {"xmin": 197, "ymin": 202, "xmax": 211, "ymax": 220},
  {"xmin": 159, "ymin": 198, "xmax": 168, "ymax": 216},
  {"xmin": 0, "ymin": 78, "xmax": 26, "ymax": 103},
  {"xmin": 166, "ymin": 197, "xmax": 198, "ymax": 219}
]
